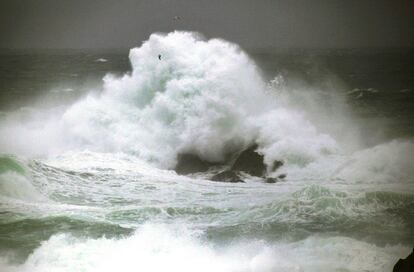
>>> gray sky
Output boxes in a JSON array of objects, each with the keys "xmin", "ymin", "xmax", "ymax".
[{"xmin": 1, "ymin": 0, "xmax": 414, "ymax": 49}]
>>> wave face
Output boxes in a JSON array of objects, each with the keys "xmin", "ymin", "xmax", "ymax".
[{"xmin": 0, "ymin": 156, "xmax": 45, "ymax": 202}]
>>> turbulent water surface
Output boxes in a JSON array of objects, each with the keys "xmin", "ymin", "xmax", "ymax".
[{"xmin": 0, "ymin": 32, "xmax": 413, "ymax": 271}]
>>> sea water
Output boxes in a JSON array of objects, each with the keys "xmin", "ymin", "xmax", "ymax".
[{"xmin": 0, "ymin": 32, "xmax": 413, "ymax": 272}]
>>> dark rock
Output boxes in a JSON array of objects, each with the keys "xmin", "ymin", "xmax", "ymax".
[
  {"xmin": 393, "ymin": 248, "xmax": 414, "ymax": 272},
  {"xmin": 175, "ymin": 144, "xmax": 286, "ymax": 183},
  {"xmin": 230, "ymin": 144, "xmax": 284, "ymax": 177},
  {"xmin": 211, "ymin": 170, "xmax": 244, "ymax": 183},
  {"xmin": 264, "ymin": 177, "xmax": 278, "ymax": 183},
  {"xmin": 277, "ymin": 173, "xmax": 287, "ymax": 179},
  {"xmin": 264, "ymin": 174, "xmax": 287, "ymax": 184},
  {"xmin": 271, "ymin": 160, "xmax": 284, "ymax": 172},
  {"xmin": 175, "ymin": 153, "xmax": 218, "ymax": 175},
  {"xmin": 231, "ymin": 144, "xmax": 266, "ymax": 177}
]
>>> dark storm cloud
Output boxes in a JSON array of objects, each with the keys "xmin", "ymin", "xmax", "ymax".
[{"xmin": 0, "ymin": 0, "xmax": 414, "ymax": 49}]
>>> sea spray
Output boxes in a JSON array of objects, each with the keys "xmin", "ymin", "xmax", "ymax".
[
  {"xmin": 0, "ymin": 32, "xmax": 339, "ymax": 172},
  {"xmin": 0, "ymin": 31, "xmax": 412, "ymax": 183}
]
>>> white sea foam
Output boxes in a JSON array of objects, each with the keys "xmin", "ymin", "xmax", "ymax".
[
  {"xmin": 0, "ymin": 223, "xmax": 408, "ymax": 272},
  {"xmin": 0, "ymin": 31, "xmax": 412, "ymax": 183},
  {"xmin": 95, "ymin": 58, "xmax": 108, "ymax": 62},
  {"xmin": 334, "ymin": 140, "xmax": 414, "ymax": 184}
]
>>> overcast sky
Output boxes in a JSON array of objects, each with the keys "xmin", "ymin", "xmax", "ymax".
[{"xmin": 1, "ymin": 0, "xmax": 414, "ymax": 49}]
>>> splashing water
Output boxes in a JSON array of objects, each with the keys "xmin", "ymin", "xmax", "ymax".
[{"xmin": 0, "ymin": 32, "xmax": 413, "ymax": 271}]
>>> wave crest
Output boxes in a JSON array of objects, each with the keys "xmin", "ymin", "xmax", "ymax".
[{"xmin": 59, "ymin": 32, "xmax": 337, "ymax": 168}]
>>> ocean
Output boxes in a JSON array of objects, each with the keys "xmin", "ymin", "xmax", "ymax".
[{"xmin": 0, "ymin": 32, "xmax": 413, "ymax": 271}]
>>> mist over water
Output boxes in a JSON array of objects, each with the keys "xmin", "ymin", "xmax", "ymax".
[{"xmin": 0, "ymin": 32, "xmax": 413, "ymax": 271}]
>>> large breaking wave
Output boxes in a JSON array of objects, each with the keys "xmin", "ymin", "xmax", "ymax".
[
  {"xmin": 0, "ymin": 31, "xmax": 412, "ymax": 186},
  {"xmin": 0, "ymin": 32, "xmax": 340, "ymax": 171}
]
